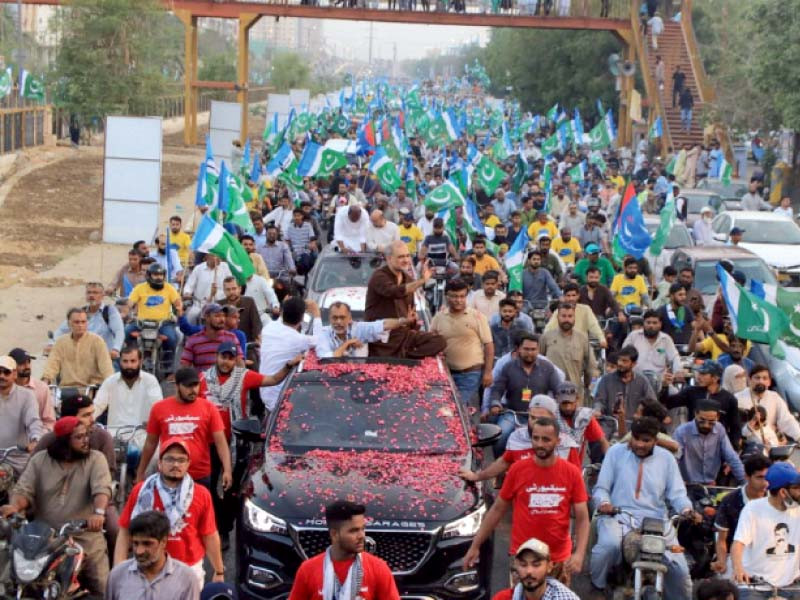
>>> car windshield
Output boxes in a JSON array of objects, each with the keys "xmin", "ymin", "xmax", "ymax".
[
  {"xmin": 645, "ymin": 222, "xmax": 692, "ymax": 248},
  {"xmin": 685, "ymin": 194, "xmax": 717, "ymax": 214},
  {"xmin": 694, "ymin": 258, "xmax": 777, "ymax": 295},
  {"xmin": 736, "ymin": 219, "xmax": 800, "ymax": 244},
  {"xmin": 273, "ymin": 380, "xmax": 464, "ymax": 454},
  {"xmin": 700, "ymin": 181, "xmax": 747, "ymax": 199},
  {"xmin": 311, "ymin": 256, "xmax": 384, "ymax": 292}
]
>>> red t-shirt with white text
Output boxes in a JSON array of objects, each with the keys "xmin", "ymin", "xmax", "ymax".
[{"xmin": 288, "ymin": 552, "xmax": 400, "ymax": 600}]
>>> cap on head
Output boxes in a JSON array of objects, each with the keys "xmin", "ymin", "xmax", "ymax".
[
  {"xmin": 203, "ymin": 303, "xmax": 224, "ymax": 317},
  {"xmin": 174, "ymin": 367, "xmax": 200, "ymax": 387},
  {"xmin": 54, "ymin": 416, "xmax": 80, "ymax": 438},
  {"xmin": 730, "ymin": 227, "xmax": 745, "ymax": 236},
  {"xmin": 0, "ymin": 356, "xmax": 16, "ymax": 371},
  {"xmin": 766, "ymin": 461, "xmax": 800, "ymax": 492},
  {"xmin": 537, "ymin": 232, "xmax": 551, "ymax": 241},
  {"xmin": 159, "ymin": 436, "xmax": 190, "ymax": 456},
  {"xmin": 696, "ymin": 359, "xmax": 722, "ymax": 377},
  {"xmin": 515, "ymin": 537, "xmax": 551, "ymax": 560},
  {"xmin": 216, "ymin": 341, "xmax": 238, "ymax": 356},
  {"xmin": 585, "ymin": 243, "xmax": 600, "ymax": 254},
  {"xmin": 221, "ymin": 305, "xmax": 243, "ymax": 316},
  {"xmin": 529, "ymin": 394, "xmax": 557, "ymax": 415},
  {"xmin": 556, "ymin": 381, "xmax": 578, "ymax": 401},
  {"xmin": 200, "ymin": 582, "xmax": 237, "ymax": 600},
  {"xmin": 8, "ymin": 348, "xmax": 34, "ymax": 364},
  {"xmin": 700, "ymin": 206, "xmax": 713, "ymax": 215}
]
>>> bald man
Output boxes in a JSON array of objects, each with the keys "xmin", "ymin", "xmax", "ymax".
[
  {"xmin": 333, "ymin": 204, "xmax": 369, "ymax": 253},
  {"xmin": 366, "ymin": 209, "xmax": 401, "ymax": 253}
]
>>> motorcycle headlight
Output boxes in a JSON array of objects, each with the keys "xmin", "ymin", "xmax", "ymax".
[
  {"xmin": 442, "ymin": 504, "xmax": 486, "ymax": 540},
  {"xmin": 13, "ymin": 549, "xmax": 49, "ymax": 583},
  {"xmin": 640, "ymin": 534, "xmax": 666, "ymax": 555},
  {"xmin": 244, "ymin": 499, "xmax": 287, "ymax": 534}
]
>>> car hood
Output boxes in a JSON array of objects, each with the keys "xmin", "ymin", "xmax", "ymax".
[
  {"xmin": 740, "ymin": 243, "xmax": 800, "ymax": 270},
  {"xmin": 245, "ymin": 450, "xmax": 480, "ymax": 527}
]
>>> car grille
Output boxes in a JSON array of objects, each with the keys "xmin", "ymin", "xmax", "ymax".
[{"xmin": 294, "ymin": 528, "xmax": 433, "ymax": 574}]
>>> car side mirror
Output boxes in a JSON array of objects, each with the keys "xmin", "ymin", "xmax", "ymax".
[
  {"xmin": 232, "ymin": 419, "xmax": 264, "ymax": 443},
  {"xmin": 472, "ymin": 423, "xmax": 502, "ymax": 448}
]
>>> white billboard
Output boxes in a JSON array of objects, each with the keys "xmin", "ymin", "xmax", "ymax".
[{"xmin": 209, "ymin": 100, "xmax": 242, "ymax": 168}]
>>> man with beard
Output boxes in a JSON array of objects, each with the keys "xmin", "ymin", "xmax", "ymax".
[
  {"xmin": 180, "ymin": 303, "xmax": 243, "ymax": 371},
  {"xmin": 622, "ymin": 310, "xmax": 682, "ymax": 382},
  {"xmin": 545, "ymin": 283, "xmax": 606, "ymax": 347},
  {"xmin": 664, "ymin": 360, "xmax": 742, "ymax": 449},
  {"xmin": 574, "ymin": 243, "xmax": 615, "ymax": 287},
  {"xmin": 107, "ymin": 250, "xmax": 147, "ymax": 298},
  {"xmin": 522, "ymin": 251, "xmax": 562, "ymax": 308},
  {"xmin": 491, "ymin": 299, "xmax": 522, "ymax": 359},
  {"xmin": 8, "ymin": 348, "xmax": 55, "ymax": 431},
  {"xmin": 611, "ymin": 257, "xmax": 650, "ymax": 312},
  {"xmin": 365, "ymin": 241, "xmax": 446, "ymax": 358},
  {"xmin": 239, "ymin": 234, "xmax": 270, "ymax": 280},
  {"xmin": 492, "ymin": 538, "xmax": 580, "ymax": 600},
  {"xmin": 0, "ymin": 355, "xmax": 46, "ymax": 474},
  {"xmin": 52, "ymin": 282, "xmax": 125, "ymax": 359},
  {"xmin": 2, "ymin": 416, "xmax": 112, "ymax": 595},
  {"xmin": 289, "ymin": 500, "xmax": 400, "ymax": 600},
  {"xmin": 149, "ymin": 233, "xmax": 184, "ymax": 284},
  {"xmin": 220, "ymin": 276, "xmax": 262, "ymax": 344},
  {"xmin": 465, "ymin": 417, "xmax": 589, "ymax": 586},
  {"xmin": 658, "ymin": 282, "xmax": 695, "ymax": 345},
  {"xmin": 117, "ymin": 438, "xmax": 222, "ymax": 588},
  {"xmin": 555, "ymin": 381, "xmax": 609, "ymax": 467},
  {"xmin": 258, "ymin": 224, "xmax": 296, "ymax": 279},
  {"xmin": 673, "ymin": 400, "xmax": 745, "ymax": 485},
  {"xmin": 417, "ymin": 206, "xmax": 437, "ymax": 238},
  {"xmin": 539, "ymin": 303, "xmax": 596, "ymax": 402},
  {"xmin": 316, "ymin": 302, "xmax": 408, "ymax": 359},
  {"xmin": 107, "ymin": 510, "xmax": 199, "ymax": 599},
  {"xmin": 135, "ymin": 367, "xmax": 231, "ymax": 495},
  {"xmin": 593, "ymin": 345, "xmax": 657, "ymax": 421},
  {"xmin": 490, "ymin": 291, "xmax": 535, "ymax": 333},
  {"xmin": 458, "ymin": 256, "xmax": 482, "ymax": 291},
  {"xmin": 735, "ymin": 364, "xmax": 800, "ymax": 443},
  {"xmin": 591, "ymin": 417, "xmax": 700, "ymax": 600},
  {"xmin": 717, "ymin": 337, "xmax": 755, "ymax": 374}
]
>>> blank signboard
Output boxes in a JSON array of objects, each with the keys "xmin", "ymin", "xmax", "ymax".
[
  {"xmin": 210, "ymin": 100, "xmax": 241, "ymax": 167},
  {"xmin": 289, "ymin": 88, "xmax": 310, "ymax": 109},
  {"xmin": 102, "ymin": 116, "xmax": 162, "ymax": 244},
  {"xmin": 267, "ymin": 93, "xmax": 291, "ymax": 129}
]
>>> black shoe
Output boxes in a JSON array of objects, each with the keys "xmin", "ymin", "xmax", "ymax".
[{"xmin": 221, "ymin": 532, "xmax": 230, "ymax": 551}]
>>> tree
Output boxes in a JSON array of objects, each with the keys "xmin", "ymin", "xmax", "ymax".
[
  {"xmin": 52, "ymin": 0, "xmax": 178, "ymax": 121},
  {"xmin": 269, "ymin": 52, "xmax": 310, "ymax": 92},
  {"xmin": 199, "ymin": 52, "xmax": 236, "ymax": 82}
]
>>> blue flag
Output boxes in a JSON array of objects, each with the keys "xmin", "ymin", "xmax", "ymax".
[
  {"xmin": 612, "ymin": 183, "xmax": 652, "ymax": 260},
  {"xmin": 217, "ymin": 161, "xmax": 230, "ymax": 216}
]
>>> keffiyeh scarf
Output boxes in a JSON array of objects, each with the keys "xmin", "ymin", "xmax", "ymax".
[
  {"xmin": 131, "ymin": 473, "xmax": 194, "ymax": 535},
  {"xmin": 322, "ymin": 547, "xmax": 363, "ymax": 600}
]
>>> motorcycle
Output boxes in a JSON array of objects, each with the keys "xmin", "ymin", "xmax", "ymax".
[
  {"xmin": 47, "ymin": 385, "xmax": 99, "ymax": 417},
  {"xmin": 601, "ymin": 509, "xmax": 685, "ymax": 600},
  {"xmin": 0, "ymin": 514, "xmax": 89, "ymax": 599},
  {"xmin": 528, "ymin": 302, "xmax": 549, "ymax": 333},
  {"xmin": 424, "ymin": 265, "xmax": 449, "ymax": 314},
  {"xmin": 0, "ymin": 447, "xmax": 28, "ymax": 506},
  {"xmin": 678, "ymin": 483, "xmax": 737, "ymax": 579},
  {"xmin": 738, "ymin": 577, "xmax": 800, "ymax": 600},
  {"xmin": 129, "ymin": 319, "xmax": 171, "ymax": 381},
  {"xmin": 111, "ymin": 426, "xmax": 146, "ymax": 509}
]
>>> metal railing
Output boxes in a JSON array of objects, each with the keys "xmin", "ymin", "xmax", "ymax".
[{"xmin": 0, "ymin": 105, "xmax": 48, "ymax": 155}]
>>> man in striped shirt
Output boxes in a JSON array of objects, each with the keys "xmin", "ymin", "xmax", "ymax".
[
  {"xmin": 180, "ymin": 304, "xmax": 244, "ymax": 370},
  {"xmin": 285, "ymin": 208, "xmax": 317, "ymax": 275}
]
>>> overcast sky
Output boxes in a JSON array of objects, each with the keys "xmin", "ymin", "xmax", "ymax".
[{"xmin": 321, "ymin": 20, "xmax": 488, "ymax": 61}]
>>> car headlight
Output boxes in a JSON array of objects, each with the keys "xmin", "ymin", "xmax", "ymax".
[
  {"xmin": 13, "ymin": 549, "xmax": 48, "ymax": 583},
  {"xmin": 244, "ymin": 498, "xmax": 287, "ymax": 534},
  {"xmin": 640, "ymin": 534, "xmax": 666, "ymax": 555},
  {"xmin": 442, "ymin": 504, "xmax": 486, "ymax": 539}
]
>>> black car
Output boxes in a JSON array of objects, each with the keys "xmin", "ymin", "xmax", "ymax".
[{"xmin": 234, "ymin": 355, "xmax": 500, "ymax": 599}]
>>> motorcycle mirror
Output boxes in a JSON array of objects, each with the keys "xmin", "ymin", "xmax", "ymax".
[
  {"xmin": 232, "ymin": 419, "xmax": 264, "ymax": 443},
  {"xmin": 472, "ymin": 423, "xmax": 502, "ymax": 448}
]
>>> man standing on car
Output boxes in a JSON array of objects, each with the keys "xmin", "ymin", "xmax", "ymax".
[
  {"xmin": 365, "ymin": 241, "xmax": 446, "ymax": 358},
  {"xmin": 431, "ymin": 278, "xmax": 494, "ymax": 407},
  {"xmin": 288, "ymin": 500, "xmax": 400, "ymax": 600},
  {"xmin": 464, "ymin": 417, "xmax": 589, "ymax": 585}
]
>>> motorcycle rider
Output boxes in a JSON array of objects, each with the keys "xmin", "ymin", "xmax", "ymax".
[
  {"xmin": 0, "ymin": 355, "xmax": 45, "ymax": 474},
  {"xmin": 554, "ymin": 381, "xmax": 609, "ymax": 467},
  {"xmin": 731, "ymin": 461, "xmax": 800, "ymax": 596},
  {"xmin": 591, "ymin": 417, "xmax": 700, "ymax": 600},
  {"xmin": 522, "ymin": 251, "xmax": 562, "ymax": 310},
  {"xmin": 593, "ymin": 345, "xmax": 657, "ymax": 421},
  {"xmin": 51, "ymin": 282, "xmax": 125, "ymax": 360},
  {"xmin": 183, "ymin": 254, "xmax": 232, "ymax": 324},
  {"xmin": 658, "ymin": 282, "xmax": 695, "ymax": 345},
  {"xmin": 735, "ymin": 364, "xmax": 800, "ymax": 443},
  {"xmin": 611, "ymin": 257, "xmax": 650, "ymax": 312},
  {"xmin": 7, "ymin": 348, "xmax": 55, "ymax": 432},
  {"xmin": 544, "ymin": 283, "xmax": 606, "ymax": 347},
  {"xmin": 42, "ymin": 307, "xmax": 114, "ymax": 388}
]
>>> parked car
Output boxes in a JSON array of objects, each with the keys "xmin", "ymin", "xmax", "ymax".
[
  {"xmin": 696, "ymin": 178, "xmax": 748, "ymax": 201},
  {"xmin": 644, "ymin": 216, "xmax": 694, "ymax": 277},
  {"xmin": 710, "ymin": 211, "xmax": 800, "ymax": 286},
  {"xmin": 234, "ymin": 356, "xmax": 500, "ymax": 600},
  {"xmin": 678, "ymin": 190, "xmax": 724, "ymax": 227},
  {"xmin": 670, "ymin": 246, "xmax": 778, "ymax": 308},
  {"xmin": 305, "ymin": 246, "xmax": 385, "ymax": 304}
]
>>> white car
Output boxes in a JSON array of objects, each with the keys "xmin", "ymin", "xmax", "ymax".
[
  {"xmin": 643, "ymin": 216, "xmax": 694, "ymax": 277},
  {"xmin": 710, "ymin": 211, "xmax": 800, "ymax": 285}
]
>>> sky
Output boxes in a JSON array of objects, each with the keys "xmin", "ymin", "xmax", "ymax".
[{"xmin": 320, "ymin": 20, "xmax": 488, "ymax": 61}]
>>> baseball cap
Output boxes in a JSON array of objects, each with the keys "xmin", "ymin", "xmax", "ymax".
[
  {"xmin": 556, "ymin": 381, "xmax": 578, "ymax": 401},
  {"xmin": 0, "ymin": 356, "xmax": 16, "ymax": 371},
  {"xmin": 730, "ymin": 226, "xmax": 745, "ymax": 236},
  {"xmin": 159, "ymin": 437, "xmax": 190, "ymax": 456},
  {"xmin": 766, "ymin": 461, "xmax": 800, "ymax": 491},
  {"xmin": 174, "ymin": 366, "xmax": 200, "ymax": 386},
  {"xmin": 8, "ymin": 348, "xmax": 35, "ymax": 364},
  {"xmin": 221, "ymin": 305, "xmax": 243, "ymax": 315},
  {"xmin": 529, "ymin": 394, "xmax": 557, "ymax": 415},
  {"xmin": 537, "ymin": 232, "xmax": 551, "ymax": 240},
  {"xmin": 203, "ymin": 303, "xmax": 224, "ymax": 316},
  {"xmin": 200, "ymin": 582, "xmax": 237, "ymax": 600},
  {"xmin": 515, "ymin": 538, "xmax": 551, "ymax": 560},
  {"xmin": 695, "ymin": 359, "xmax": 723, "ymax": 377},
  {"xmin": 585, "ymin": 243, "xmax": 600, "ymax": 254},
  {"xmin": 217, "ymin": 341, "xmax": 238, "ymax": 356}
]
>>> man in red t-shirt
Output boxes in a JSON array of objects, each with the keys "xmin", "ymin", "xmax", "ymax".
[
  {"xmin": 492, "ymin": 538, "xmax": 580, "ymax": 600},
  {"xmin": 135, "ymin": 367, "xmax": 231, "ymax": 491},
  {"xmin": 464, "ymin": 417, "xmax": 590, "ymax": 585},
  {"xmin": 115, "ymin": 437, "xmax": 224, "ymax": 587},
  {"xmin": 288, "ymin": 500, "xmax": 400, "ymax": 600}
]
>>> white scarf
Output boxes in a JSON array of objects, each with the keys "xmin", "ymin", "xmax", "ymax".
[
  {"xmin": 322, "ymin": 547, "xmax": 363, "ymax": 600},
  {"xmin": 512, "ymin": 583, "xmax": 525, "ymax": 600},
  {"xmin": 131, "ymin": 473, "xmax": 194, "ymax": 535}
]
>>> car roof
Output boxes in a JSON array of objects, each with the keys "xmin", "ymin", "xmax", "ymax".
[
  {"xmin": 318, "ymin": 286, "xmax": 427, "ymax": 311},
  {"xmin": 679, "ymin": 189, "xmax": 720, "ymax": 197},
  {"xmin": 675, "ymin": 246, "xmax": 758, "ymax": 260},
  {"xmin": 723, "ymin": 211, "xmax": 794, "ymax": 222}
]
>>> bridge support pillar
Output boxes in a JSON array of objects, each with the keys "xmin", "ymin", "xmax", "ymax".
[
  {"xmin": 617, "ymin": 34, "xmax": 634, "ymax": 148},
  {"xmin": 237, "ymin": 14, "xmax": 261, "ymax": 144},
  {"xmin": 176, "ymin": 9, "xmax": 198, "ymax": 146}
]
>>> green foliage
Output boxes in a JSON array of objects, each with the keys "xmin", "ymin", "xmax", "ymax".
[
  {"xmin": 270, "ymin": 52, "xmax": 310, "ymax": 92},
  {"xmin": 199, "ymin": 53, "xmax": 236, "ymax": 82},
  {"xmin": 52, "ymin": 0, "xmax": 179, "ymax": 120}
]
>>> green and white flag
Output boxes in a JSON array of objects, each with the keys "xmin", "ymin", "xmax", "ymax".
[
  {"xmin": 505, "ymin": 226, "xmax": 530, "ymax": 292},
  {"xmin": 19, "ymin": 69, "xmax": 44, "ymax": 102},
  {"xmin": 665, "ymin": 154, "xmax": 677, "ymax": 176},
  {"xmin": 719, "ymin": 157, "xmax": 733, "ymax": 185},
  {"xmin": 190, "ymin": 215, "xmax": 255, "ymax": 285},
  {"xmin": 475, "ymin": 155, "xmax": 505, "ymax": 196},
  {"xmin": 0, "ymin": 68, "xmax": 12, "ymax": 100},
  {"xmin": 224, "ymin": 173, "xmax": 255, "ymax": 234},
  {"xmin": 649, "ymin": 193, "xmax": 675, "ymax": 257},
  {"xmin": 423, "ymin": 179, "xmax": 465, "ymax": 212},
  {"xmin": 368, "ymin": 147, "xmax": 402, "ymax": 193},
  {"xmin": 541, "ymin": 133, "xmax": 560, "ymax": 156}
]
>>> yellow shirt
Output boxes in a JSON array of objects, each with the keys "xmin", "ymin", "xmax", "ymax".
[
  {"xmin": 484, "ymin": 215, "xmax": 501, "ymax": 229},
  {"xmin": 473, "ymin": 253, "xmax": 501, "ymax": 276},
  {"xmin": 430, "ymin": 307, "xmax": 492, "ymax": 371},
  {"xmin": 527, "ymin": 219, "xmax": 559, "ymax": 241},
  {"xmin": 610, "ymin": 273, "xmax": 648, "ymax": 309},
  {"xmin": 129, "ymin": 282, "xmax": 180, "ymax": 321},
  {"xmin": 695, "ymin": 335, "xmax": 752, "ymax": 360},
  {"xmin": 398, "ymin": 224, "xmax": 424, "ymax": 256},
  {"xmin": 551, "ymin": 237, "xmax": 582, "ymax": 265},
  {"xmin": 609, "ymin": 174, "xmax": 626, "ymax": 192},
  {"xmin": 168, "ymin": 231, "xmax": 193, "ymax": 266}
]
